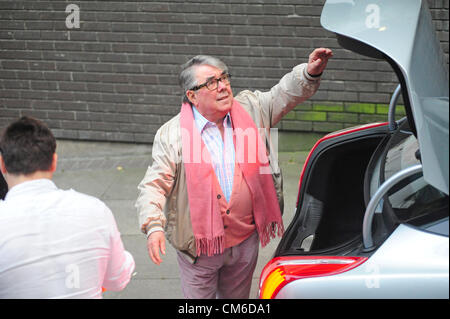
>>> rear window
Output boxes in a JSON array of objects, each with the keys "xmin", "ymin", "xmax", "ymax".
[{"xmin": 382, "ymin": 123, "xmax": 449, "ymax": 229}]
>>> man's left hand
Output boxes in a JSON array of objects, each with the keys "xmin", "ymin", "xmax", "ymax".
[{"xmin": 307, "ymin": 48, "xmax": 333, "ymax": 76}]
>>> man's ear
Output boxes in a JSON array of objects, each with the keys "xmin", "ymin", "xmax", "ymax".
[
  {"xmin": 50, "ymin": 153, "xmax": 58, "ymax": 173},
  {"xmin": 0, "ymin": 156, "xmax": 6, "ymax": 175},
  {"xmin": 186, "ymin": 90, "xmax": 197, "ymax": 106}
]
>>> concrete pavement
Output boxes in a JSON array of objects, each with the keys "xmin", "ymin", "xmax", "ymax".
[{"xmin": 52, "ymin": 139, "xmax": 309, "ymax": 299}]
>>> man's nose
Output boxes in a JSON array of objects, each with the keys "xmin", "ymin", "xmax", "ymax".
[{"xmin": 217, "ymin": 79, "xmax": 227, "ymax": 91}]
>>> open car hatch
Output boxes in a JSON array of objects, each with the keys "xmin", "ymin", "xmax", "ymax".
[{"xmin": 321, "ymin": 0, "xmax": 449, "ymax": 194}]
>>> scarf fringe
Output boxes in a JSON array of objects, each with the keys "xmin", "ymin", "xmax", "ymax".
[
  {"xmin": 258, "ymin": 221, "xmax": 285, "ymax": 248},
  {"xmin": 195, "ymin": 235, "xmax": 225, "ymax": 257}
]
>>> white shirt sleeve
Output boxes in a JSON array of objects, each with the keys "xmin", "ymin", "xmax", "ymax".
[{"xmin": 102, "ymin": 205, "xmax": 136, "ymax": 291}]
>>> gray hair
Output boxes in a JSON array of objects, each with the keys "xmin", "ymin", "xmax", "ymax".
[{"xmin": 179, "ymin": 55, "xmax": 229, "ymax": 104}]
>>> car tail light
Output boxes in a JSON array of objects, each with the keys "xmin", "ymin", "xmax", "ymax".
[{"xmin": 259, "ymin": 256, "xmax": 368, "ymax": 299}]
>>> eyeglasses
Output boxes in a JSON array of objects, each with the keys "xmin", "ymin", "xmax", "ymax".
[{"xmin": 190, "ymin": 73, "xmax": 231, "ymax": 91}]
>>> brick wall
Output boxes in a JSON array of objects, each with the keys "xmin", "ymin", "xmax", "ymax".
[{"xmin": 0, "ymin": 0, "xmax": 448, "ymax": 143}]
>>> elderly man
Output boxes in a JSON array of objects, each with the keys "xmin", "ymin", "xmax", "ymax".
[
  {"xmin": 136, "ymin": 48, "xmax": 333, "ymax": 299},
  {"xmin": 0, "ymin": 116, "xmax": 135, "ymax": 298}
]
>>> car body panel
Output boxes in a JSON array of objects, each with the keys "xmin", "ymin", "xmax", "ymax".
[
  {"xmin": 276, "ymin": 223, "xmax": 449, "ymax": 299},
  {"xmin": 321, "ymin": 0, "xmax": 449, "ymax": 195}
]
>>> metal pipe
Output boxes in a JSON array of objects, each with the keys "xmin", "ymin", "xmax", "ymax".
[
  {"xmin": 388, "ymin": 84, "xmax": 402, "ymax": 131},
  {"xmin": 362, "ymin": 164, "xmax": 423, "ymax": 249}
]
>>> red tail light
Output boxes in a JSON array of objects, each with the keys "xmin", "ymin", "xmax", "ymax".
[{"xmin": 259, "ymin": 256, "xmax": 368, "ymax": 299}]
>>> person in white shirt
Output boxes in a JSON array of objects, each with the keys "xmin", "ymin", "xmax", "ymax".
[{"xmin": 0, "ymin": 116, "xmax": 135, "ymax": 298}]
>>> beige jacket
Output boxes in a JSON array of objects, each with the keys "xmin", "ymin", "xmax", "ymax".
[{"xmin": 135, "ymin": 63, "xmax": 321, "ymax": 260}]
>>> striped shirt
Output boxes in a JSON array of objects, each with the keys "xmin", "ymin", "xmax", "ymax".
[{"xmin": 192, "ymin": 106, "xmax": 235, "ymax": 202}]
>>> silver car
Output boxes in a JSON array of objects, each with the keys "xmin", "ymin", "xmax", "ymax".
[{"xmin": 259, "ymin": 0, "xmax": 449, "ymax": 299}]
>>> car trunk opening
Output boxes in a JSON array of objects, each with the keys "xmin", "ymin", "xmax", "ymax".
[
  {"xmin": 278, "ymin": 134, "xmax": 385, "ymax": 256},
  {"xmin": 321, "ymin": 0, "xmax": 449, "ymax": 195}
]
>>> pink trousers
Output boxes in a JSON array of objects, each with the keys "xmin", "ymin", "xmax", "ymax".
[{"xmin": 176, "ymin": 231, "xmax": 259, "ymax": 299}]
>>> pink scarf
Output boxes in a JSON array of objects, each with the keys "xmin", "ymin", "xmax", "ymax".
[{"xmin": 180, "ymin": 100, "xmax": 284, "ymax": 257}]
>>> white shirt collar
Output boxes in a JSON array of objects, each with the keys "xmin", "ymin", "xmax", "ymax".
[
  {"xmin": 4, "ymin": 179, "xmax": 57, "ymax": 201},
  {"xmin": 192, "ymin": 106, "xmax": 232, "ymax": 133}
]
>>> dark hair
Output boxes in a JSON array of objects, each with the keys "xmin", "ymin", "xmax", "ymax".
[
  {"xmin": 0, "ymin": 172, "xmax": 7, "ymax": 199},
  {"xmin": 0, "ymin": 116, "xmax": 56, "ymax": 175}
]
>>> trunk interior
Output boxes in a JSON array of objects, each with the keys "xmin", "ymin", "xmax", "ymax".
[{"xmin": 279, "ymin": 135, "xmax": 385, "ymax": 256}]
